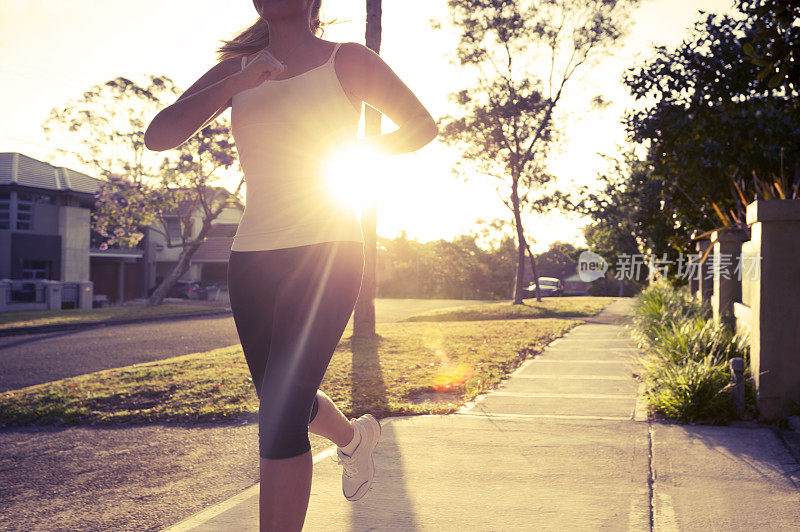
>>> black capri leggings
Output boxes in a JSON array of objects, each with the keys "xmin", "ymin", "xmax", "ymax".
[{"xmin": 227, "ymin": 240, "xmax": 364, "ymax": 459}]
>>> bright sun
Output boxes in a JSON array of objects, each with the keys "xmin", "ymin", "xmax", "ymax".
[{"xmin": 322, "ymin": 140, "xmax": 387, "ymax": 217}]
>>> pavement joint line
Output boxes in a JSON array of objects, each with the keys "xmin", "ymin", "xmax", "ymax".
[
  {"xmin": 491, "ymin": 392, "xmax": 636, "ymax": 399},
  {"xmin": 546, "ymin": 346, "xmax": 637, "ymax": 350},
  {"xmin": 647, "ymin": 421, "xmax": 656, "ymax": 531},
  {"xmin": 453, "ymin": 412, "xmax": 631, "ymax": 421},
  {"xmin": 561, "ymin": 335, "xmax": 632, "ymax": 338},
  {"xmin": 514, "ymin": 374, "xmax": 633, "ymax": 380},
  {"xmin": 528, "ymin": 359, "xmax": 635, "ymax": 364}
]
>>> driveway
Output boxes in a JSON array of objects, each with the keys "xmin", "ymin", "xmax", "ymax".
[{"xmin": 0, "ymin": 298, "xmax": 498, "ymax": 392}]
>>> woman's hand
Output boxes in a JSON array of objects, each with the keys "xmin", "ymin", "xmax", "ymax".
[{"xmin": 231, "ymin": 48, "xmax": 287, "ymax": 92}]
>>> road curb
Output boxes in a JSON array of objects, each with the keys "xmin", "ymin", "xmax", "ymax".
[{"xmin": 0, "ymin": 308, "xmax": 232, "ymax": 337}]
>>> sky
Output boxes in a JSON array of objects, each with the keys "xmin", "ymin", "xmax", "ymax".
[{"xmin": 0, "ymin": 0, "xmax": 739, "ymax": 253}]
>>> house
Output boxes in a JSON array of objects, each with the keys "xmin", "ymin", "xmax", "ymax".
[
  {"xmin": 0, "ymin": 152, "xmax": 244, "ymax": 310},
  {"xmin": 147, "ymin": 189, "xmax": 243, "ymax": 289}
]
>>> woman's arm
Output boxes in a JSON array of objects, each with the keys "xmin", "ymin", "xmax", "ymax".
[
  {"xmin": 339, "ymin": 43, "xmax": 438, "ymax": 155},
  {"xmin": 144, "ymin": 58, "xmax": 241, "ymax": 152}
]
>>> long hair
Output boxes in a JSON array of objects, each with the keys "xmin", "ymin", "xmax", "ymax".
[{"xmin": 216, "ymin": 0, "xmax": 334, "ymax": 62}]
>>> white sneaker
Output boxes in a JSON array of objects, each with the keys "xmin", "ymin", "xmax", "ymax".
[{"xmin": 330, "ymin": 414, "xmax": 381, "ymax": 501}]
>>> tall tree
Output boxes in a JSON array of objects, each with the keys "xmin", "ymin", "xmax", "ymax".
[
  {"xmin": 435, "ymin": 0, "xmax": 642, "ymax": 304},
  {"xmin": 621, "ymin": 10, "xmax": 800, "ymax": 253},
  {"xmin": 42, "ymin": 75, "xmax": 243, "ymax": 305},
  {"xmin": 353, "ymin": 0, "xmax": 382, "ymax": 339}
]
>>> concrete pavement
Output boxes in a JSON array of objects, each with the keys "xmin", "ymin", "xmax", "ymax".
[{"xmin": 162, "ymin": 298, "xmax": 800, "ymax": 531}]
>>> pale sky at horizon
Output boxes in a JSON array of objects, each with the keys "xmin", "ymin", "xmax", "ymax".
[{"xmin": 0, "ymin": 0, "xmax": 739, "ymax": 253}]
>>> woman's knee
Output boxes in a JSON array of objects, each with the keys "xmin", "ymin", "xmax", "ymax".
[{"xmin": 259, "ymin": 422, "xmax": 312, "ymax": 459}]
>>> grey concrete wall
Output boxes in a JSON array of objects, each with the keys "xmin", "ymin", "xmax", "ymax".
[
  {"xmin": 58, "ymin": 204, "xmax": 90, "ymax": 281},
  {"xmin": 710, "ymin": 228, "xmax": 748, "ymax": 329},
  {"xmin": 0, "ymin": 230, "xmax": 10, "ymax": 278},
  {"xmin": 746, "ymin": 199, "xmax": 800, "ymax": 421}
]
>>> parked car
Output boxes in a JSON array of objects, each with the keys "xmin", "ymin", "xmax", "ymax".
[
  {"xmin": 148, "ymin": 280, "xmax": 208, "ymax": 300},
  {"xmin": 523, "ymin": 277, "xmax": 564, "ymax": 297}
]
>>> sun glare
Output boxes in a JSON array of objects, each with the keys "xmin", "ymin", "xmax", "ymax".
[{"xmin": 322, "ymin": 140, "xmax": 387, "ymax": 217}]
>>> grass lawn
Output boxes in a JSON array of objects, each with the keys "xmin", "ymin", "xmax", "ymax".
[
  {"xmin": 400, "ymin": 296, "xmax": 610, "ymax": 322},
  {"xmin": 0, "ymin": 304, "xmax": 219, "ymax": 330},
  {"xmin": 0, "ymin": 297, "xmax": 619, "ymax": 427}
]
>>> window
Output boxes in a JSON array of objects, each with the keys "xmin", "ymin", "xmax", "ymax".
[
  {"xmin": 16, "ymin": 191, "xmax": 33, "ymax": 230},
  {"xmin": 22, "ymin": 259, "xmax": 52, "ymax": 279},
  {"xmin": 0, "ymin": 191, "xmax": 9, "ymax": 230},
  {"xmin": 165, "ymin": 216, "xmax": 181, "ymax": 240}
]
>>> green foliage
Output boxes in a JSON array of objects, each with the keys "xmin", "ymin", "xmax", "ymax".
[
  {"xmin": 629, "ymin": 279, "xmax": 755, "ymax": 424},
  {"xmin": 736, "ymin": 0, "xmax": 800, "ymax": 92},
  {"xmin": 377, "ymin": 229, "xmax": 517, "ymax": 300},
  {"xmin": 621, "ymin": 9, "xmax": 799, "ymax": 258}
]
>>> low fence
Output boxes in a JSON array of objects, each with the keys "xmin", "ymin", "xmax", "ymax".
[
  {"xmin": 689, "ymin": 199, "xmax": 800, "ymax": 421},
  {"xmin": 0, "ymin": 279, "xmax": 94, "ymax": 313}
]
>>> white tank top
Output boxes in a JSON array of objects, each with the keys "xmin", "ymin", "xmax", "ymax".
[{"xmin": 230, "ymin": 42, "xmax": 364, "ymax": 252}]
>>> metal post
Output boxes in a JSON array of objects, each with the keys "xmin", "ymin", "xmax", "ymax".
[{"xmin": 730, "ymin": 357, "xmax": 745, "ymax": 417}]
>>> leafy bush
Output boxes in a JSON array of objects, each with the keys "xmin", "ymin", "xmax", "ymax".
[{"xmin": 629, "ymin": 278, "xmax": 755, "ymax": 423}]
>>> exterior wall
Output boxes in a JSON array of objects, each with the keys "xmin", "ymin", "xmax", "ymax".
[
  {"xmin": 58, "ymin": 204, "xmax": 90, "ymax": 281},
  {"xmin": 215, "ymin": 206, "xmax": 244, "ymax": 225},
  {"xmin": 32, "ymin": 202, "xmax": 60, "ymax": 233},
  {"xmin": 10, "ymin": 232, "xmax": 61, "ymax": 279},
  {"xmin": 744, "ymin": 200, "xmax": 800, "ymax": 420},
  {"xmin": 0, "ymin": 230, "xmax": 10, "ymax": 278}
]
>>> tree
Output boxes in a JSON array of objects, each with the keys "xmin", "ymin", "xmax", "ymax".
[
  {"xmin": 737, "ymin": 0, "xmax": 800, "ymax": 94},
  {"xmin": 621, "ymin": 10, "xmax": 800, "ymax": 256},
  {"xmin": 353, "ymin": 0, "xmax": 382, "ymax": 339},
  {"xmin": 375, "ymin": 229, "xmax": 516, "ymax": 299},
  {"xmin": 435, "ymin": 0, "xmax": 642, "ymax": 304},
  {"xmin": 42, "ymin": 75, "xmax": 243, "ymax": 305},
  {"xmin": 549, "ymin": 148, "xmax": 672, "ymax": 277}
]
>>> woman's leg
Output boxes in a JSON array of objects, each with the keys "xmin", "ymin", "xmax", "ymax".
[
  {"xmin": 259, "ymin": 451, "xmax": 312, "ymax": 532},
  {"xmin": 229, "ymin": 249, "xmax": 311, "ymax": 532},
  {"xmin": 308, "ymin": 389, "xmax": 356, "ymax": 448},
  {"xmin": 251, "ymin": 241, "xmax": 364, "ymax": 531}
]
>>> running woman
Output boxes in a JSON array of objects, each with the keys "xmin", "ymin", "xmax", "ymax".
[{"xmin": 144, "ymin": 1, "xmax": 438, "ymax": 530}]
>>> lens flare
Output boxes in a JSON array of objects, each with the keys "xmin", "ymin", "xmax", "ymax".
[
  {"xmin": 431, "ymin": 363, "xmax": 474, "ymax": 391},
  {"xmin": 322, "ymin": 140, "xmax": 386, "ymax": 216}
]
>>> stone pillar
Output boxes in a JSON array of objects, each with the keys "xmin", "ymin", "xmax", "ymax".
[
  {"xmin": 42, "ymin": 280, "xmax": 62, "ymax": 311},
  {"xmin": 78, "ymin": 281, "xmax": 94, "ymax": 310},
  {"xmin": 746, "ymin": 199, "xmax": 800, "ymax": 421},
  {"xmin": 695, "ymin": 239, "xmax": 713, "ymax": 303},
  {"xmin": 0, "ymin": 280, "xmax": 9, "ymax": 312},
  {"xmin": 710, "ymin": 227, "xmax": 749, "ymax": 329}
]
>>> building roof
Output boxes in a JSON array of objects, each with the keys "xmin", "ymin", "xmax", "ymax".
[
  {"xmin": 0, "ymin": 152, "xmax": 99, "ymax": 194},
  {"xmin": 206, "ymin": 223, "xmax": 238, "ymax": 238},
  {"xmin": 192, "ymin": 236, "xmax": 234, "ymax": 263}
]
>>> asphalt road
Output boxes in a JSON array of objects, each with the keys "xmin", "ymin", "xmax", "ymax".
[{"xmin": 0, "ymin": 298, "xmax": 498, "ymax": 392}]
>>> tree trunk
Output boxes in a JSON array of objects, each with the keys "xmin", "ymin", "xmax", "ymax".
[
  {"xmin": 146, "ymin": 219, "xmax": 213, "ymax": 306},
  {"xmin": 353, "ymin": 0, "xmax": 382, "ymax": 339},
  {"xmin": 146, "ymin": 241, "xmax": 201, "ymax": 306},
  {"xmin": 523, "ymin": 238, "xmax": 543, "ymax": 303},
  {"xmin": 511, "ymin": 181, "xmax": 527, "ymax": 305}
]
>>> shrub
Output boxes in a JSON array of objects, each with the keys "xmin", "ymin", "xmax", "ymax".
[{"xmin": 629, "ymin": 278, "xmax": 754, "ymax": 424}]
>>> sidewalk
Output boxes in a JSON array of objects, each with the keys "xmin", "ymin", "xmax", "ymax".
[{"xmin": 162, "ymin": 299, "xmax": 800, "ymax": 531}]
